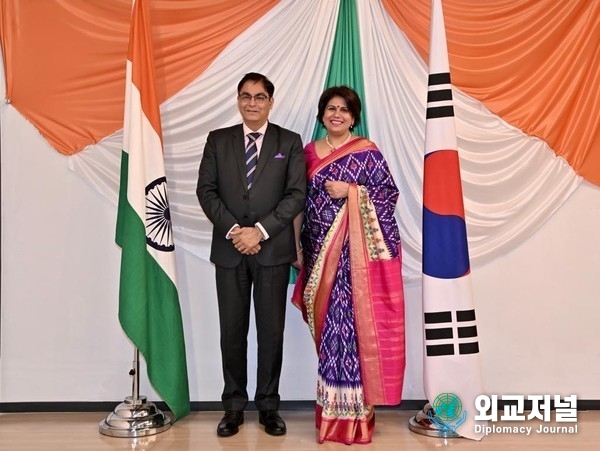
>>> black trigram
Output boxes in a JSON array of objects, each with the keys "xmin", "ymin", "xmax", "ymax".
[
  {"xmin": 425, "ymin": 309, "xmax": 479, "ymax": 357},
  {"xmin": 426, "ymin": 72, "xmax": 454, "ymax": 119}
]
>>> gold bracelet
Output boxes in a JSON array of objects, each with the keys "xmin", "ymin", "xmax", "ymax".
[{"xmin": 296, "ymin": 249, "xmax": 303, "ymax": 254}]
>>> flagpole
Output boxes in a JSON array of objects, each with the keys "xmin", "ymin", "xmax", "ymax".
[
  {"xmin": 132, "ymin": 347, "xmax": 140, "ymax": 400},
  {"xmin": 100, "ymin": 0, "xmax": 189, "ymax": 436},
  {"xmin": 99, "ymin": 346, "xmax": 172, "ymax": 437}
]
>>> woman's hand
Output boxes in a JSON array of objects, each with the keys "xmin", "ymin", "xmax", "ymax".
[
  {"xmin": 292, "ymin": 249, "xmax": 303, "ymax": 269},
  {"xmin": 325, "ymin": 180, "xmax": 349, "ymax": 199}
]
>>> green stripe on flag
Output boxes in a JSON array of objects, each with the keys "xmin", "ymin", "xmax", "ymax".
[
  {"xmin": 313, "ymin": 0, "xmax": 368, "ymax": 140},
  {"xmin": 116, "ymin": 151, "xmax": 190, "ymax": 420}
]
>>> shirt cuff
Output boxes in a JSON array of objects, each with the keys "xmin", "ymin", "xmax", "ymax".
[
  {"xmin": 255, "ymin": 222, "xmax": 268, "ymax": 240},
  {"xmin": 226, "ymin": 224, "xmax": 240, "ymax": 239}
]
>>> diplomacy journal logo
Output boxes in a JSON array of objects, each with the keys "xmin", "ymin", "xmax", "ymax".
[
  {"xmin": 474, "ymin": 395, "xmax": 578, "ymax": 436},
  {"xmin": 430, "ymin": 393, "xmax": 467, "ymax": 437}
]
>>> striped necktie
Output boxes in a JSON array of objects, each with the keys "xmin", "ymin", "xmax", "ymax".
[{"xmin": 245, "ymin": 132, "xmax": 261, "ymax": 188}]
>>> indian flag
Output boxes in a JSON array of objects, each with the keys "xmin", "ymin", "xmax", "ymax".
[{"xmin": 115, "ymin": 0, "xmax": 190, "ymax": 420}]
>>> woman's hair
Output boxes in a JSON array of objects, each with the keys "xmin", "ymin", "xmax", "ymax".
[{"xmin": 316, "ymin": 85, "xmax": 362, "ymax": 130}]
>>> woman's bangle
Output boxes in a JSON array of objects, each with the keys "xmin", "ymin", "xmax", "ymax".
[{"xmin": 296, "ymin": 249, "xmax": 303, "ymax": 255}]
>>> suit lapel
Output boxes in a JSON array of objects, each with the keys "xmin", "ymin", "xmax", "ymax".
[
  {"xmin": 231, "ymin": 125, "xmax": 248, "ymax": 188},
  {"xmin": 253, "ymin": 123, "xmax": 278, "ymax": 185}
]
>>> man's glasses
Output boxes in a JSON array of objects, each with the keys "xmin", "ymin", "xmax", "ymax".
[{"xmin": 238, "ymin": 93, "xmax": 270, "ymax": 104}]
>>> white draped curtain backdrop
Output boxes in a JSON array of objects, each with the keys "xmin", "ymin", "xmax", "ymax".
[{"xmin": 69, "ymin": 0, "xmax": 581, "ymax": 282}]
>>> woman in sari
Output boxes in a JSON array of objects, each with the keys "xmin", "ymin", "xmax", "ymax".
[{"xmin": 292, "ymin": 86, "xmax": 405, "ymax": 444}]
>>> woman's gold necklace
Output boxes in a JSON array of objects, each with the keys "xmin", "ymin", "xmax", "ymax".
[{"xmin": 325, "ymin": 132, "xmax": 352, "ymax": 152}]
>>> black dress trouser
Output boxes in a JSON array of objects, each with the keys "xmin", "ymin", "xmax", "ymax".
[{"xmin": 215, "ymin": 255, "xmax": 289, "ymax": 412}]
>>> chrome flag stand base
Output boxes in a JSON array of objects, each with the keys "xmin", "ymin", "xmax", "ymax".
[
  {"xmin": 408, "ymin": 403, "xmax": 461, "ymax": 438},
  {"xmin": 99, "ymin": 348, "xmax": 171, "ymax": 438},
  {"xmin": 99, "ymin": 395, "xmax": 171, "ymax": 438}
]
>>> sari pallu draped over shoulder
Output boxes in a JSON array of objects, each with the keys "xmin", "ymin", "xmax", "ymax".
[{"xmin": 292, "ymin": 138, "xmax": 406, "ymax": 406}]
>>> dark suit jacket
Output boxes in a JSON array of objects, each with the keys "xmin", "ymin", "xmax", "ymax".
[{"xmin": 197, "ymin": 122, "xmax": 306, "ymax": 268}]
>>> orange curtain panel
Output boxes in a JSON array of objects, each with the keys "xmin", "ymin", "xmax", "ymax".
[
  {"xmin": 0, "ymin": 0, "xmax": 280, "ymax": 155},
  {"xmin": 383, "ymin": 0, "xmax": 600, "ymax": 185}
]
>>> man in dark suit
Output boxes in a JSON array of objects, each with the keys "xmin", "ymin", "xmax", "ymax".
[{"xmin": 197, "ymin": 73, "xmax": 306, "ymax": 437}]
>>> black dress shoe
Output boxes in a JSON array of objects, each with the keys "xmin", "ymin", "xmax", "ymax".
[
  {"xmin": 259, "ymin": 410, "xmax": 287, "ymax": 436},
  {"xmin": 217, "ymin": 410, "xmax": 244, "ymax": 437}
]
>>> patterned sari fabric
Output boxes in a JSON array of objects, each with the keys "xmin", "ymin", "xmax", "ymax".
[{"xmin": 292, "ymin": 138, "xmax": 405, "ymax": 444}]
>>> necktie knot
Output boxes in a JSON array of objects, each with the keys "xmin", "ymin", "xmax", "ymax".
[
  {"xmin": 247, "ymin": 132, "xmax": 261, "ymax": 142},
  {"xmin": 245, "ymin": 132, "xmax": 261, "ymax": 188}
]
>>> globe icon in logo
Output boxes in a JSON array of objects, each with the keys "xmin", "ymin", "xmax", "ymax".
[{"xmin": 432, "ymin": 393, "xmax": 462, "ymax": 422}]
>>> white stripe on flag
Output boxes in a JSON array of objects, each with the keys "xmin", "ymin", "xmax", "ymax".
[{"xmin": 125, "ymin": 64, "xmax": 176, "ymax": 283}]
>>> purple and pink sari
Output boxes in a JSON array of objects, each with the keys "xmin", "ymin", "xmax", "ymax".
[{"xmin": 292, "ymin": 137, "xmax": 405, "ymax": 444}]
